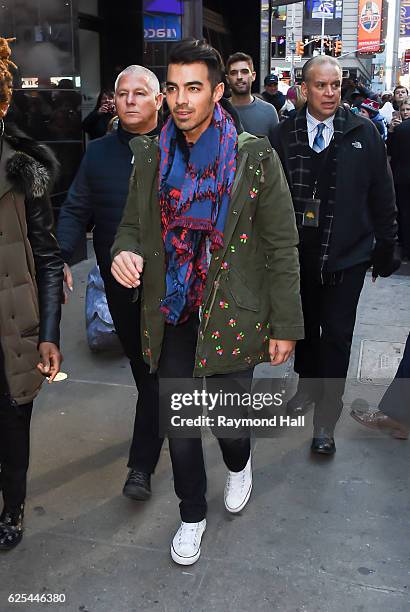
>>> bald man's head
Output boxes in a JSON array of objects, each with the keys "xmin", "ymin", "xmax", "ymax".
[
  {"xmin": 302, "ymin": 56, "xmax": 342, "ymax": 84},
  {"xmin": 301, "ymin": 57, "xmax": 342, "ymax": 121}
]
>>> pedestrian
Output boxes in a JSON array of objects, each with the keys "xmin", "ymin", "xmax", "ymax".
[
  {"xmin": 387, "ymin": 96, "xmax": 410, "ymax": 261},
  {"xmin": 272, "ymin": 56, "xmax": 399, "ymax": 456},
  {"xmin": 392, "ymin": 85, "xmax": 408, "ymax": 111},
  {"xmin": 225, "ymin": 52, "xmax": 279, "ymax": 144},
  {"xmin": 350, "ymin": 332, "xmax": 410, "ymax": 439},
  {"xmin": 111, "ymin": 38, "xmax": 303, "ymax": 565},
  {"xmin": 261, "ymin": 73, "xmax": 286, "ymax": 114},
  {"xmin": 57, "ymin": 65, "xmax": 164, "ymax": 502},
  {"xmin": 82, "ymin": 88, "xmax": 116, "ymax": 140},
  {"xmin": 0, "ymin": 37, "xmax": 63, "ymax": 550},
  {"xmin": 359, "ymin": 98, "xmax": 388, "ymax": 141},
  {"xmin": 379, "ymin": 90, "xmax": 394, "ymax": 124},
  {"xmin": 280, "ymin": 85, "xmax": 306, "ymax": 120}
]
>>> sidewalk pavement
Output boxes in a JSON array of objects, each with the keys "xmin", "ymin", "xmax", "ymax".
[{"xmin": 1, "ymin": 254, "xmax": 409, "ymax": 612}]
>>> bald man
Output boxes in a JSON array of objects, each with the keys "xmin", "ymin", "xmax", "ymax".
[
  {"xmin": 57, "ymin": 66, "xmax": 164, "ymax": 499},
  {"xmin": 272, "ymin": 56, "xmax": 399, "ymax": 455}
]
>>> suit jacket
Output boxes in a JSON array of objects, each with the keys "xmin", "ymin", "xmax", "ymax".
[{"xmin": 272, "ymin": 106, "xmax": 398, "ymax": 273}]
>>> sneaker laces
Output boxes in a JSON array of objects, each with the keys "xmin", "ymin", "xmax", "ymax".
[
  {"xmin": 127, "ymin": 470, "xmax": 148, "ymax": 487},
  {"xmin": 226, "ymin": 468, "xmax": 246, "ymax": 492},
  {"xmin": 177, "ymin": 522, "xmax": 201, "ymax": 547}
]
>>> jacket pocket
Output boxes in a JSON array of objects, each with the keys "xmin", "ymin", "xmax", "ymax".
[
  {"xmin": 226, "ymin": 267, "xmax": 260, "ymax": 312},
  {"xmin": 20, "ymin": 324, "xmax": 39, "ymax": 339}
]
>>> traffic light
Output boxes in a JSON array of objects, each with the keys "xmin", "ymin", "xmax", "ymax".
[
  {"xmin": 296, "ymin": 41, "xmax": 304, "ymax": 56},
  {"xmin": 335, "ymin": 40, "xmax": 342, "ymax": 55}
]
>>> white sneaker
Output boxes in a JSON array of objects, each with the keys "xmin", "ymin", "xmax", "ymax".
[
  {"xmin": 224, "ymin": 456, "xmax": 252, "ymax": 513},
  {"xmin": 170, "ymin": 519, "xmax": 206, "ymax": 565}
]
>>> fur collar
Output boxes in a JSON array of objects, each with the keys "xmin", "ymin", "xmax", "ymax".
[{"xmin": 3, "ymin": 122, "xmax": 60, "ymax": 198}]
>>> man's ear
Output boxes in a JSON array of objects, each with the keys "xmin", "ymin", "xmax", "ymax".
[
  {"xmin": 155, "ymin": 93, "xmax": 164, "ymax": 110},
  {"xmin": 213, "ymin": 81, "xmax": 225, "ymax": 103},
  {"xmin": 251, "ymin": 71, "xmax": 256, "ymax": 83},
  {"xmin": 301, "ymin": 81, "xmax": 308, "ymax": 99}
]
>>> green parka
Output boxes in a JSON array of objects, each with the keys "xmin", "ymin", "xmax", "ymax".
[{"xmin": 112, "ymin": 132, "xmax": 304, "ymax": 377}]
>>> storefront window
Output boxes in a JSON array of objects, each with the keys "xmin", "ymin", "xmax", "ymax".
[
  {"xmin": 272, "ymin": 35, "xmax": 286, "ymax": 58},
  {"xmin": 0, "ymin": 0, "xmax": 83, "ymax": 223}
]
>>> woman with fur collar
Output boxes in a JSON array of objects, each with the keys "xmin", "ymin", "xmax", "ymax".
[{"xmin": 0, "ymin": 38, "xmax": 63, "ymax": 550}]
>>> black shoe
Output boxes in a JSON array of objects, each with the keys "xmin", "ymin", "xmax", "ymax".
[
  {"xmin": 123, "ymin": 469, "xmax": 151, "ymax": 501},
  {"xmin": 311, "ymin": 430, "xmax": 336, "ymax": 456},
  {"xmin": 287, "ymin": 390, "xmax": 315, "ymax": 417},
  {"xmin": 0, "ymin": 505, "xmax": 24, "ymax": 551}
]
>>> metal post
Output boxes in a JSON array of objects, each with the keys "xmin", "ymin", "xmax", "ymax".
[
  {"xmin": 290, "ymin": 4, "xmax": 295, "ymax": 85},
  {"xmin": 320, "ymin": 14, "xmax": 325, "ymax": 55}
]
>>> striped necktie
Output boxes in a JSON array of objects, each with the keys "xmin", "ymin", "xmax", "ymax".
[{"xmin": 312, "ymin": 122, "xmax": 325, "ymax": 153}]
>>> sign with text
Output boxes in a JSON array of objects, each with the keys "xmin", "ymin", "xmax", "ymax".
[
  {"xmin": 357, "ymin": 0, "xmax": 383, "ymax": 53},
  {"xmin": 144, "ymin": 13, "xmax": 182, "ymax": 41},
  {"xmin": 401, "ymin": 1, "xmax": 410, "ymax": 37}
]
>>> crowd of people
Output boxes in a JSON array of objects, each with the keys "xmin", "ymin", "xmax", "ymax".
[{"xmin": 0, "ymin": 36, "xmax": 409, "ymax": 569}]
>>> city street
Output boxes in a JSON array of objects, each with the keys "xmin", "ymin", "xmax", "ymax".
[{"xmin": 0, "ymin": 252, "xmax": 409, "ymax": 612}]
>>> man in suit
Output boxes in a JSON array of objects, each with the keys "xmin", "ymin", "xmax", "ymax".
[{"xmin": 272, "ymin": 56, "xmax": 399, "ymax": 455}]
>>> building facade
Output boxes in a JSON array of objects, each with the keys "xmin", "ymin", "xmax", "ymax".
[
  {"xmin": 0, "ymin": 0, "xmax": 264, "ymax": 212},
  {"xmin": 270, "ymin": 0, "xmax": 382, "ymax": 88}
]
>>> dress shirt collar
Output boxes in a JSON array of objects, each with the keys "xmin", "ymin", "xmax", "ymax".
[{"xmin": 306, "ymin": 109, "xmax": 335, "ymax": 134}]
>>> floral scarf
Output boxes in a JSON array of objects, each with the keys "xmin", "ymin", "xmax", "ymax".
[{"xmin": 159, "ymin": 102, "xmax": 238, "ymax": 324}]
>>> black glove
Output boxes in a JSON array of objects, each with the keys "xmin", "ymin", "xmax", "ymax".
[{"xmin": 371, "ymin": 241, "xmax": 401, "ymax": 279}]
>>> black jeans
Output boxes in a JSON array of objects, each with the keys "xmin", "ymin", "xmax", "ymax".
[
  {"xmin": 0, "ymin": 394, "xmax": 32, "ymax": 511},
  {"xmin": 102, "ymin": 270, "xmax": 163, "ymax": 474},
  {"xmin": 295, "ymin": 258, "xmax": 368, "ymax": 433},
  {"xmin": 159, "ymin": 315, "xmax": 251, "ymax": 523}
]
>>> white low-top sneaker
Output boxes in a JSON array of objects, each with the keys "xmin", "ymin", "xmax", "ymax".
[
  {"xmin": 171, "ymin": 519, "xmax": 206, "ymax": 565},
  {"xmin": 224, "ymin": 456, "xmax": 252, "ymax": 513}
]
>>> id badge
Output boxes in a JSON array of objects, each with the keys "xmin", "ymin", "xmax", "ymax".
[{"xmin": 302, "ymin": 198, "xmax": 320, "ymax": 228}]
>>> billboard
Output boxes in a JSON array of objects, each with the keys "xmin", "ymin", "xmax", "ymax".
[
  {"xmin": 143, "ymin": 0, "xmax": 184, "ymax": 14},
  {"xmin": 401, "ymin": 1, "xmax": 410, "ymax": 37},
  {"xmin": 357, "ymin": 0, "xmax": 383, "ymax": 53},
  {"xmin": 305, "ymin": 0, "xmax": 342, "ymax": 19},
  {"xmin": 144, "ymin": 14, "xmax": 182, "ymax": 41}
]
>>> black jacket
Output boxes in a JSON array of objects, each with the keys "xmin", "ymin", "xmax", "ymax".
[
  {"xmin": 4, "ymin": 123, "xmax": 63, "ymax": 346},
  {"xmin": 57, "ymin": 124, "xmax": 146, "ymax": 276},
  {"xmin": 272, "ymin": 107, "xmax": 398, "ymax": 273},
  {"xmin": 387, "ymin": 119, "xmax": 410, "ymax": 184}
]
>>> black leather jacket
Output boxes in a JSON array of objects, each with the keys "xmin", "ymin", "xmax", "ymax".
[{"xmin": 4, "ymin": 123, "xmax": 63, "ymax": 345}]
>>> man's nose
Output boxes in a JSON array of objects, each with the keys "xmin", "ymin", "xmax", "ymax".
[
  {"xmin": 126, "ymin": 93, "xmax": 136, "ymax": 105},
  {"xmin": 176, "ymin": 88, "xmax": 188, "ymax": 105},
  {"xmin": 324, "ymin": 85, "xmax": 334, "ymax": 96}
]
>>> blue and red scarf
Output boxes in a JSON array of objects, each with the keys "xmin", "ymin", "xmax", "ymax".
[{"xmin": 159, "ymin": 103, "xmax": 238, "ymax": 324}]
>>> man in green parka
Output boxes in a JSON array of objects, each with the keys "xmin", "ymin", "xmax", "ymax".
[{"xmin": 111, "ymin": 39, "xmax": 303, "ymax": 566}]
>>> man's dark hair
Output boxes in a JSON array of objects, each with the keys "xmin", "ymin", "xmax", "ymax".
[
  {"xmin": 225, "ymin": 52, "xmax": 254, "ymax": 74},
  {"xmin": 168, "ymin": 38, "xmax": 224, "ymax": 90},
  {"xmin": 394, "ymin": 84, "xmax": 408, "ymax": 95}
]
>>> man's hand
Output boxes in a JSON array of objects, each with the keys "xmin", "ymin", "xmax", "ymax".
[
  {"xmin": 98, "ymin": 101, "xmax": 115, "ymax": 114},
  {"xmin": 111, "ymin": 251, "xmax": 144, "ymax": 288},
  {"xmin": 269, "ymin": 339, "xmax": 295, "ymax": 366},
  {"xmin": 63, "ymin": 263, "xmax": 73, "ymax": 304},
  {"xmin": 37, "ymin": 342, "xmax": 63, "ymax": 383}
]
